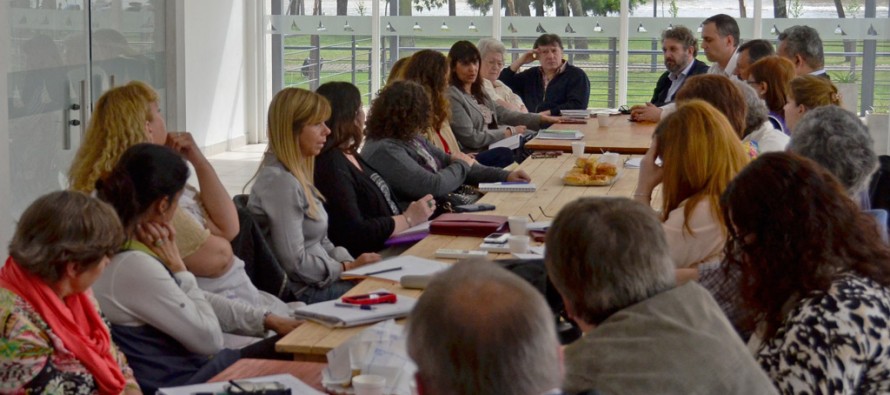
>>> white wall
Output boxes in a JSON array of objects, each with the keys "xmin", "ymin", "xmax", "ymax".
[{"xmin": 182, "ymin": 0, "xmax": 248, "ymax": 153}]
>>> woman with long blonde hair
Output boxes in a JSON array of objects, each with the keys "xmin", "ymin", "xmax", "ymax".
[
  {"xmin": 634, "ymin": 100, "xmax": 749, "ymax": 267},
  {"xmin": 68, "ymin": 81, "xmax": 302, "ymax": 349},
  {"xmin": 247, "ymin": 87, "xmax": 381, "ymax": 304}
]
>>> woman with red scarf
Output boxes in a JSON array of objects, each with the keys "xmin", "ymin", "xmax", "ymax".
[{"xmin": 0, "ymin": 191, "xmax": 140, "ymax": 394}]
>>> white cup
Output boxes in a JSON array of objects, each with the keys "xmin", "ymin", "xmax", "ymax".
[
  {"xmin": 508, "ymin": 235, "xmax": 531, "ymax": 254},
  {"xmin": 508, "ymin": 216, "xmax": 528, "ymax": 236},
  {"xmin": 353, "ymin": 374, "xmax": 386, "ymax": 395},
  {"xmin": 597, "ymin": 113, "xmax": 612, "ymax": 127},
  {"xmin": 571, "ymin": 141, "xmax": 586, "ymax": 157}
]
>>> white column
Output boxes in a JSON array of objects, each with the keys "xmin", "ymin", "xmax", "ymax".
[
  {"xmin": 753, "ymin": 0, "xmax": 763, "ymax": 39},
  {"xmin": 371, "ymin": 0, "xmax": 382, "ymax": 98},
  {"xmin": 492, "ymin": 0, "xmax": 502, "ymax": 40},
  {"xmin": 618, "ymin": 0, "xmax": 630, "ymax": 106}
]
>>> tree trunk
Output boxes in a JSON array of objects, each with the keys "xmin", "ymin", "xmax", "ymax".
[
  {"xmin": 555, "ymin": 0, "xmax": 568, "ymax": 16},
  {"xmin": 336, "ymin": 0, "xmax": 347, "ymax": 15},
  {"xmin": 773, "ymin": 0, "xmax": 787, "ymax": 17},
  {"xmin": 569, "ymin": 0, "xmax": 589, "ymax": 60},
  {"xmin": 449, "ymin": 0, "xmax": 457, "ymax": 15},
  {"xmin": 738, "ymin": 0, "xmax": 747, "ymax": 18},
  {"xmin": 505, "ymin": 0, "xmax": 516, "ymax": 16},
  {"xmin": 515, "ymin": 0, "xmax": 531, "ymax": 16},
  {"xmin": 833, "ymin": 0, "xmax": 846, "ymax": 17},
  {"xmin": 533, "ymin": 0, "xmax": 544, "ymax": 16}
]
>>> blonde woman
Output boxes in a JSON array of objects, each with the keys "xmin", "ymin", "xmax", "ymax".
[
  {"xmin": 248, "ymin": 88, "xmax": 381, "ymax": 304},
  {"xmin": 68, "ymin": 81, "xmax": 301, "ymax": 348},
  {"xmin": 634, "ymin": 100, "xmax": 749, "ymax": 267}
]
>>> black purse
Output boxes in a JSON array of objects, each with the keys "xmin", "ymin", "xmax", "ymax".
[{"xmin": 436, "ymin": 184, "xmax": 484, "ymax": 214}]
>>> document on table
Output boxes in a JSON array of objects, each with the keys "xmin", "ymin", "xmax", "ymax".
[
  {"xmin": 490, "ymin": 133, "xmax": 522, "ymax": 149},
  {"xmin": 293, "ymin": 289, "xmax": 418, "ymax": 328},
  {"xmin": 342, "ymin": 255, "xmax": 449, "ymax": 282},
  {"xmin": 157, "ymin": 373, "xmax": 322, "ymax": 395},
  {"xmin": 537, "ymin": 130, "xmax": 583, "ymax": 140}
]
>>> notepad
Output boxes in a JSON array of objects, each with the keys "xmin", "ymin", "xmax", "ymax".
[
  {"xmin": 537, "ymin": 130, "xmax": 583, "ymax": 140},
  {"xmin": 293, "ymin": 289, "xmax": 417, "ymax": 327},
  {"xmin": 490, "ymin": 133, "xmax": 522, "ymax": 150},
  {"xmin": 342, "ymin": 255, "xmax": 449, "ymax": 282},
  {"xmin": 478, "ymin": 182, "xmax": 538, "ymax": 192}
]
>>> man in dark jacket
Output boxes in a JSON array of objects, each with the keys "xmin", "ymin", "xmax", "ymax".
[{"xmin": 499, "ymin": 34, "xmax": 590, "ymax": 116}]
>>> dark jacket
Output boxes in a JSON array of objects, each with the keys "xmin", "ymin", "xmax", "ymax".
[
  {"xmin": 498, "ymin": 62, "xmax": 590, "ymax": 115},
  {"xmin": 650, "ymin": 58, "xmax": 709, "ymax": 107}
]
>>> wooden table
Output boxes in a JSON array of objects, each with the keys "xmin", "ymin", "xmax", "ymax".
[
  {"xmin": 208, "ymin": 358, "xmax": 326, "ymax": 392},
  {"xmin": 525, "ymin": 114, "xmax": 656, "ymax": 155},
  {"xmin": 277, "ymin": 154, "xmax": 652, "ymax": 361}
]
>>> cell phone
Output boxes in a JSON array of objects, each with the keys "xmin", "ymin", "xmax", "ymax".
[
  {"xmin": 483, "ymin": 232, "xmax": 510, "ymax": 244},
  {"xmin": 454, "ymin": 203, "xmax": 496, "ymax": 213}
]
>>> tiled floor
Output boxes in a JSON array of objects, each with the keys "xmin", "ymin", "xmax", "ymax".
[{"xmin": 202, "ymin": 144, "xmax": 267, "ymax": 198}]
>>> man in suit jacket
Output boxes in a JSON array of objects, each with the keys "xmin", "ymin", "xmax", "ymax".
[{"xmin": 631, "ymin": 26, "xmax": 709, "ymax": 118}]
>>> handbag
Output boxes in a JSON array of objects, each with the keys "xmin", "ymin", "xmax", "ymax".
[{"xmin": 436, "ymin": 184, "xmax": 484, "ymax": 214}]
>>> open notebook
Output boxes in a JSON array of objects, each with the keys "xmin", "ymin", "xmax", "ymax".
[
  {"xmin": 342, "ymin": 255, "xmax": 448, "ymax": 282},
  {"xmin": 293, "ymin": 290, "xmax": 418, "ymax": 328}
]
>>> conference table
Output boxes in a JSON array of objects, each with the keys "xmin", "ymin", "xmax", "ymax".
[
  {"xmin": 276, "ymin": 152, "xmax": 655, "ymax": 361},
  {"xmin": 525, "ymin": 114, "xmax": 657, "ymax": 155}
]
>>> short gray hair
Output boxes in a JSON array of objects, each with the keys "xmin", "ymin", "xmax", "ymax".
[
  {"xmin": 477, "ymin": 37, "xmax": 507, "ymax": 60},
  {"xmin": 731, "ymin": 78, "xmax": 769, "ymax": 137},
  {"xmin": 779, "ymin": 25, "xmax": 824, "ymax": 70},
  {"xmin": 406, "ymin": 259, "xmax": 561, "ymax": 395},
  {"xmin": 788, "ymin": 105, "xmax": 877, "ymax": 195},
  {"xmin": 546, "ymin": 197, "xmax": 675, "ymax": 325}
]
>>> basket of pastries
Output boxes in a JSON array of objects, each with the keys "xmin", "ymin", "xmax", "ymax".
[{"xmin": 563, "ymin": 154, "xmax": 621, "ymax": 186}]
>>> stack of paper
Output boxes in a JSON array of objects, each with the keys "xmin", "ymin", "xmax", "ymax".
[
  {"xmin": 490, "ymin": 133, "xmax": 522, "ymax": 150},
  {"xmin": 293, "ymin": 289, "xmax": 417, "ymax": 328},
  {"xmin": 342, "ymin": 255, "xmax": 449, "ymax": 282},
  {"xmin": 478, "ymin": 182, "xmax": 538, "ymax": 192},
  {"xmin": 537, "ymin": 130, "xmax": 584, "ymax": 140},
  {"xmin": 561, "ymin": 109, "xmax": 591, "ymax": 119}
]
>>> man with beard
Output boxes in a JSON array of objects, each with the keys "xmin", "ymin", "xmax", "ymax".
[{"xmin": 630, "ymin": 26, "xmax": 708, "ymax": 120}]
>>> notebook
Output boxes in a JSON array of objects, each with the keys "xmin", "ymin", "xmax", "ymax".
[
  {"xmin": 158, "ymin": 374, "xmax": 323, "ymax": 395},
  {"xmin": 478, "ymin": 182, "xmax": 538, "ymax": 192},
  {"xmin": 537, "ymin": 130, "xmax": 584, "ymax": 140},
  {"xmin": 293, "ymin": 290, "xmax": 417, "ymax": 328},
  {"xmin": 342, "ymin": 255, "xmax": 449, "ymax": 282}
]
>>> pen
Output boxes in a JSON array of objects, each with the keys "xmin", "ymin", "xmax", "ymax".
[
  {"xmin": 335, "ymin": 302, "xmax": 377, "ymax": 310},
  {"xmin": 365, "ymin": 266, "xmax": 402, "ymax": 276}
]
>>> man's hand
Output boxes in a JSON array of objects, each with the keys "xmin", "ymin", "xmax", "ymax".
[{"xmin": 630, "ymin": 103, "xmax": 662, "ymax": 123}]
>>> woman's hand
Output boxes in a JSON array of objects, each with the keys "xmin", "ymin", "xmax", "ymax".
[
  {"xmin": 507, "ymin": 170, "xmax": 532, "ymax": 183},
  {"xmin": 263, "ymin": 314, "xmax": 304, "ymax": 336},
  {"xmin": 137, "ymin": 222, "xmax": 187, "ymax": 273},
  {"xmin": 165, "ymin": 132, "xmax": 205, "ymax": 165},
  {"xmin": 343, "ymin": 253, "xmax": 383, "ymax": 271},
  {"xmin": 451, "ymin": 152, "xmax": 477, "ymax": 167},
  {"xmin": 405, "ymin": 195, "xmax": 435, "ymax": 225},
  {"xmin": 635, "ymin": 139, "xmax": 664, "ymax": 203}
]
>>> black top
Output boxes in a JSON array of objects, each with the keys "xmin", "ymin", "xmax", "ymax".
[
  {"xmin": 314, "ymin": 148, "xmax": 400, "ymax": 256},
  {"xmin": 649, "ymin": 58, "xmax": 709, "ymax": 107},
  {"xmin": 498, "ymin": 62, "xmax": 591, "ymax": 115}
]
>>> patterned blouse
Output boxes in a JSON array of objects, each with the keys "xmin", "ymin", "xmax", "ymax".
[
  {"xmin": 755, "ymin": 273, "xmax": 890, "ymax": 394},
  {"xmin": 0, "ymin": 288, "xmax": 138, "ymax": 394}
]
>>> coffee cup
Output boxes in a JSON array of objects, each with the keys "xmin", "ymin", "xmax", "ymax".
[
  {"xmin": 508, "ymin": 216, "xmax": 528, "ymax": 236},
  {"xmin": 508, "ymin": 235, "xmax": 531, "ymax": 254},
  {"xmin": 597, "ymin": 113, "xmax": 612, "ymax": 127},
  {"xmin": 353, "ymin": 374, "xmax": 386, "ymax": 395}
]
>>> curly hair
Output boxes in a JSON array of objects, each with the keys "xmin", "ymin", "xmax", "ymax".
[
  {"xmin": 365, "ymin": 80, "xmax": 432, "ymax": 142},
  {"xmin": 68, "ymin": 81, "xmax": 157, "ymax": 192},
  {"xmin": 675, "ymin": 75, "xmax": 747, "ymax": 139},
  {"xmin": 748, "ymin": 56, "xmax": 795, "ymax": 114},
  {"xmin": 317, "ymin": 81, "xmax": 363, "ymax": 154},
  {"xmin": 721, "ymin": 152, "xmax": 890, "ymax": 339},
  {"xmin": 448, "ymin": 41, "xmax": 487, "ymax": 105},
  {"xmin": 402, "ymin": 50, "xmax": 451, "ymax": 130}
]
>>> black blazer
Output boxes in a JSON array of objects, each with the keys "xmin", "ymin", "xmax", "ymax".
[{"xmin": 650, "ymin": 58, "xmax": 710, "ymax": 107}]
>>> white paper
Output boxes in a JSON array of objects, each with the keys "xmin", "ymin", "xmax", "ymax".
[
  {"xmin": 394, "ymin": 221, "xmax": 430, "ymax": 236},
  {"xmin": 157, "ymin": 373, "xmax": 323, "ymax": 395},
  {"xmin": 342, "ymin": 255, "xmax": 449, "ymax": 282},
  {"xmin": 537, "ymin": 130, "xmax": 583, "ymax": 140},
  {"xmin": 625, "ymin": 157, "xmax": 642, "ymax": 168},
  {"xmin": 293, "ymin": 289, "xmax": 417, "ymax": 328},
  {"xmin": 529, "ymin": 245, "xmax": 546, "ymax": 256},
  {"xmin": 511, "ymin": 253, "xmax": 543, "ymax": 260},
  {"xmin": 527, "ymin": 221, "xmax": 551, "ymax": 231},
  {"xmin": 323, "ymin": 320, "xmax": 417, "ymax": 395},
  {"xmin": 490, "ymin": 133, "xmax": 522, "ymax": 149}
]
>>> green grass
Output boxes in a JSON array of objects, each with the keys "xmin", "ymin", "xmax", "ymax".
[{"xmin": 281, "ymin": 35, "xmax": 890, "ymax": 112}]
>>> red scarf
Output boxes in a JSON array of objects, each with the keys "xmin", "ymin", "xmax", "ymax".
[{"xmin": 0, "ymin": 257, "xmax": 126, "ymax": 394}]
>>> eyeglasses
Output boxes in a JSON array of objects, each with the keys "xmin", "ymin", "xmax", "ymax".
[{"xmin": 528, "ymin": 206, "xmax": 557, "ymax": 222}]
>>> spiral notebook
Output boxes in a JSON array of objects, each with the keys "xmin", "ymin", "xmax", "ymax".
[{"xmin": 478, "ymin": 182, "xmax": 538, "ymax": 192}]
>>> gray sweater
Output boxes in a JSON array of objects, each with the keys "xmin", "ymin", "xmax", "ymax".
[
  {"xmin": 361, "ymin": 137, "xmax": 510, "ymax": 209},
  {"xmin": 247, "ymin": 155, "xmax": 353, "ymax": 290},
  {"xmin": 447, "ymin": 85, "xmax": 542, "ymax": 151}
]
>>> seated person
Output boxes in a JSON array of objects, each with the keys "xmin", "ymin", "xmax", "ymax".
[
  {"xmin": 634, "ymin": 100, "xmax": 749, "ymax": 267},
  {"xmin": 785, "ymin": 75, "xmax": 841, "ymax": 132},
  {"xmin": 94, "ymin": 144, "xmax": 290, "ymax": 393},
  {"xmin": 734, "ymin": 38, "xmax": 775, "ymax": 81},
  {"xmin": 0, "ymin": 191, "xmax": 140, "ymax": 394},
  {"xmin": 733, "ymin": 78, "xmax": 789, "ymax": 154},
  {"xmin": 477, "ymin": 37, "xmax": 527, "ymax": 112},
  {"xmin": 723, "ymin": 152, "xmax": 890, "ymax": 393},
  {"xmin": 546, "ymin": 197, "xmax": 778, "ymax": 395},
  {"xmin": 248, "ymin": 88, "xmax": 381, "ymax": 304},
  {"xmin": 406, "ymin": 260, "xmax": 564, "ymax": 395},
  {"xmin": 447, "ymin": 41, "xmax": 560, "ymax": 158},
  {"xmin": 747, "ymin": 56, "xmax": 796, "ymax": 133},
  {"xmin": 498, "ymin": 33, "xmax": 590, "ymax": 115},
  {"xmin": 314, "ymin": 81, "xmax": 434, "ymax": 256},
  {"xmin": 361, "ymin": 81, "xmax": 530, "ymax": 210},
  {"xmin": 67, "ymin": 81, "xmax": 300, "ymax": 348}
]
